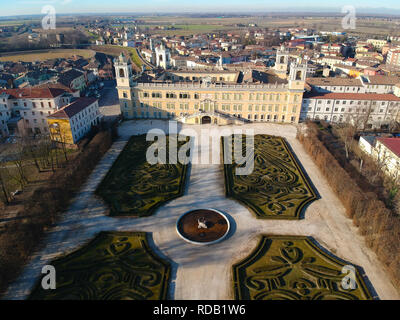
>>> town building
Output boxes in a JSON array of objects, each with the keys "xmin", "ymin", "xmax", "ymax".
[
  {"xmin": 300, "ymin": 91, "xmax": 400, "ymax": 129},
  {"xmin": 0, "ymin": 87, "xmax": 74, "ymax": 137},
  {"xmin": 47, "ymin": 97, "xmax": 101, "ymax": 145},
  {"xmin": 359, "ymin": 136, "xmax": 400, "ymax": 180}
]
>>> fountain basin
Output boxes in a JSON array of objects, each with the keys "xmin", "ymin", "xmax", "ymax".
[{"xmin": 176, "ymin": 208, "xmax": 230, "ymax": 245}]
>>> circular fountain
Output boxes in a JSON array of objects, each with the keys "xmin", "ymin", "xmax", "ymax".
[{"xmin": 176, "ymin": 208, "xmax": 230, "ymax": 245}]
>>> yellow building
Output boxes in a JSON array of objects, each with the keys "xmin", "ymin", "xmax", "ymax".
[
  {"xmin": 114, "ymin": 48, "xmax": 307, "ymax": 125},
  {"xmin": 47, "ymin": 97, "xmax": 101, "ymax": 145}
]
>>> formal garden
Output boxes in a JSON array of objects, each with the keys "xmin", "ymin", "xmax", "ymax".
[
  {"xmin": 96, "ymin": 134, "xmax": 188, "ymax": 217},
  {"xmin": 7, "ymin": 126, "xmax": 382, "ymax": 300},
  {"xmin": 223, "ymin": 134, "xmax": 317, "ymax": 219},
  {"xmin": 232, "ymin": 235, "xmax": 374, "ymax": 300},
  {"xmin": 29, "ymin": 231, "xmax": 171, "ymax": 300}
]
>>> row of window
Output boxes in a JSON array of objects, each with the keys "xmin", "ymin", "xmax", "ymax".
[
  {"xmin": 13, "ymin": 101, "xmax": 54, "ymax": 109},
  {"xmin": 138, "ymin": 91, "xmax": 299, "ymax": 102},
  {"xmin": 303, "ymin": 114, "xmax": 391, "ymax": 122},
  {"xmin": 127, "ymin": 111, "xmax": 296, "ymax": 123},
  {"xmin": 130, "ymin": 102, "xmax": 297, "ymax": 113},
  {"xmin": 247, "ymin": 114, "xmax": 296, "ymax": 122},
  {"xmin": 304, "ymin": 106, "xmax": 396, "ymax": 114},
  {"xmin": 306, "ymin": 99, "xmax": 400, "ymax": 107}
]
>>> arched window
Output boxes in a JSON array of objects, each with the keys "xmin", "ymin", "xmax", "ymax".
[
  {"xmin": 119, "ymin": 68, "xmax": 125, "ymax": 78},
  {"xmin": 296, "ymin": 71, "xmax": 302, "ymax": 81},
  {"xmin": 280, "ymin": 56, "xmax": 285, "ymax": 64}
]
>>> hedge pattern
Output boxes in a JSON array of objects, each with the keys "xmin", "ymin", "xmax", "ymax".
[
  {"xmin": 223, "ymin": 134, "xmax": 317, "ymax": 219},
  {"xmin": 233, "ymin": 235, "xmax": 374, "ymax": 300},
  {"xmin": 29, "ymin": 232, "xmax": 171, "ymax": 300},
  {"xmin": 96, "ymin": 134, "xmax": 188, "ymax": 217}
]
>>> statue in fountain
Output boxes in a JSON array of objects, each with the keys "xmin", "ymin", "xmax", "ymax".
[{"xmin": 198, "ymin": 217, "xmax": 208, "ymax": 229}]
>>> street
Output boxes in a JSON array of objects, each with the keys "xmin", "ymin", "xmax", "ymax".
[{"xmin": 98, "ymin": 80, "xmax": 121, "ymax": 122}]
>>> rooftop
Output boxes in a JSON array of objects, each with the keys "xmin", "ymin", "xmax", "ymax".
[
  {"xmin": 0, "ymin": 87, "xmax": 67, "ymax": 99},
  {"xmin": 48, "ymin": 97, "xmax": 97, "ymax": 119},
  {"xmin": 306, "ymin": 77, "xmax": 363, "ymax": 87},
  {"xmin": 303, "ymin": 91, "xmax": 400, "ymax": 101},
  {"xmin": 376, "ymin": 137, "xmax": 400, "ymax": 158}
]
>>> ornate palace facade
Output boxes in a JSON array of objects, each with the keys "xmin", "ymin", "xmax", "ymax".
[{"xmin": 115, "ymin": 46, "xmax": 307, "ymax": 125}]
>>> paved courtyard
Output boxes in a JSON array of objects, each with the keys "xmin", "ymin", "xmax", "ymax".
[{"xmin": 4, "ymin": 120, "xmax": 399, "ymax": 300}]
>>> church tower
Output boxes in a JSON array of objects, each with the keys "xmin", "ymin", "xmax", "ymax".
[
  {"xmin": 114, "ymin": 53, "xmax": 135, "ymax": 118},
  {"xmin": 155, "ymin": 44, "xmax": 171, "ymax": 69},
  {"xmin": 288, "ymin": 61, "xmax": 307, "ymax": 90},
  {"xmin": 274, "ymin": 45, "xmax": 289, "ymax": 78}
]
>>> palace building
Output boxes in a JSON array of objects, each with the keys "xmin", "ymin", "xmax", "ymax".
[{"xmin": 114, "ymin": 46, "xmax": 307, "ymax": 125}]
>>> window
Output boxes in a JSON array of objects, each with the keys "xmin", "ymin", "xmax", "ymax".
[
  {"xmin": 179, "ymin": 93, "xmax": 189, "ymax": 99},
  {"xmin": 152, "ymin": 92, "xmax": 162, "ymax": 98}
]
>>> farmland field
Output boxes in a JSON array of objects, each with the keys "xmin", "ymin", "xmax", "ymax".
[{"xmin": 0, "ymin": 49, "xmax": 96, "ymax": 62}]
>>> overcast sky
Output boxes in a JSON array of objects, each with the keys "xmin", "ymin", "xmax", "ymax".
[{"xmin": 1, "ymin": 0, "xmax": 400, "ymax": 17}]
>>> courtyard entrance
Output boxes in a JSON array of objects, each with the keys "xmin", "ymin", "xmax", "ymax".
[{"xmin": 201, "ymin": 116, "xmax": 211, "ymax": 124}]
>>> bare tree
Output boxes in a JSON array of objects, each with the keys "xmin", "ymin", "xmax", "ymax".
[
  {"xmin": 0, "ymin": 163, "xmax": 10, "ymax": 205},
  {"xmin": 336, "ymin": 122, "xmax": 357, "ymax": 159}
]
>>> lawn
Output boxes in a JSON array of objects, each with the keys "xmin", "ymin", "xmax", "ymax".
[
  {"xmin": 29, "ymin": 231, "xmax": 171, "ymax": 300},
  {"xmin": 0, "ymin": 49, "xmax": 96, "ymax": 62},
  {"xmin": 92, "ymin": 45, "xmax": 143, "ymax": 69},
  {"xmin": 96, "ymin": 134, "xmax": 188, "ymax": 217},
  {"xmin": 232, "ymin": 235, "xmax": 374, "ymax": 300},
  {"xmin": 223, "ymin": 134, "xmax": 317, "ymax": 219}
]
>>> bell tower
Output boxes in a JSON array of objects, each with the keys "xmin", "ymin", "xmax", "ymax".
[
  {"xmin": 115, "ymin": 52, "xmax": 133, "ymax": 88},
  {"xmin": 288, "ymin": 61, "xmax": 307, "ymax": 90},
  {"xmin": 274, "ymin": 45, "xmax": 289, "ymax": 78},
  {"xmin": 155, "ymin": 44, "xmax": 171, "ymax": 69},
  {"xmin": 114, "ymin": 53, "xmax": 134, "ymax": 119}
]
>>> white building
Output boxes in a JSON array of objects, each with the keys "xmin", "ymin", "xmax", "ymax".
[
  {"xmin": 0, "ymin": 87, "xmax": 73, "ymax": 137},
  {"xmin": 359, "ymin": 136, "xmax": 400, "ymax": 181},
  {"xmin": 48, "ymin": 97, "xmax": 102, "ymax": 144},
  {"xmin": 300, "ymin": 91, "xmax": 400, "ymax": 129}
]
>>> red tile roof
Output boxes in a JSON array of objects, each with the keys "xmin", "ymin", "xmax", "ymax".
[
  {"xmin": 303, "ymin": 91, "xmax": 400, "ymax": 101},
  {"xmin": 0, "ymin": 88, "xmax": 66, "ymax": 99},
  {"xmin": 47, "ymin": 97, "xmax": 97, "ymax": 119},
  {"xmin": 376, "ymin": 137, "xmax": 400, "ymax": 158},
  {"xmin": 34, "ymin": 83, "xmax": 77, "ymax": 93}
]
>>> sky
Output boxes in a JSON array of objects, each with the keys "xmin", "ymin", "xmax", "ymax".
[{"xmin": 1, "ymin": 0, "xmax": 400, "ymax": 17}]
